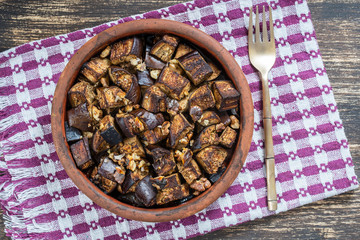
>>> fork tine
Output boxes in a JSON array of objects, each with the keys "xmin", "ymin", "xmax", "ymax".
[
  {"xmin": 255, "ymin": 6, "xmax": 260, "ymax": 43},
  {"xmin": 262, "ymin": 5, "xmax": 268, "ymax": 42},
  {"xmin": 269, "ymin": 6, "xmax": 275, "ymax": 43},
  {"xmin": 248, "ymin": 7, "xmax": 253, "ymax": 44}
]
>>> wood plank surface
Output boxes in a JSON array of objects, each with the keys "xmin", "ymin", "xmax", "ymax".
[{"xmin": 0, "ymin": 0, "xmax": 359, "ymax": 239}]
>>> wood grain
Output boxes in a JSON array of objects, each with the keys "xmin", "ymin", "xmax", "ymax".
[{"xmin": 0, "ymin": 0, "xmax": 359, "ymax": 239}]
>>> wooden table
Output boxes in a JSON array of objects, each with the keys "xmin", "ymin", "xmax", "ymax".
[{"xmin": 0, "ymin": 0, "xmax": 359, "ymax": 239}]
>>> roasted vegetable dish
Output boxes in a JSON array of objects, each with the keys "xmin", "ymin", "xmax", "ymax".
[{"xmin": 66, "ymin": 34, "xmax": 241, "ymax": 208}]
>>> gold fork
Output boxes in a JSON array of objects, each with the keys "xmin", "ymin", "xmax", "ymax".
[{"xmin": 248, "ymin": 5, "xmax": 277, "ymax": 211}]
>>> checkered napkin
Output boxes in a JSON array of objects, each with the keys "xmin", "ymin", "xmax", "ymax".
[{"xmin": 0, "ymin": 0, "xmax": 358, "ymax": 239}]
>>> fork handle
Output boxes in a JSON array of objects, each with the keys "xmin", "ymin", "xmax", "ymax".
[{"xmin": 261, "ymin": 73, "xmax": 277, "ymax": 211}]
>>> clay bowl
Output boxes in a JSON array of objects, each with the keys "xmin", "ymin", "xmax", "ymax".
[{"xmin": 51, "ymin": 19, "xmax": 254, "ymax": 222}]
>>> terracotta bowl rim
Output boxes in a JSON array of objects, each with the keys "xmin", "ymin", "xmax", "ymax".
[{"xmin": 51, "ymin": 18, "xmax": 254, "ymax": 222}]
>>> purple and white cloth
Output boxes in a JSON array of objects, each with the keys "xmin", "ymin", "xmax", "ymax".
[{"xmin": 0, "ymin": 0, "xmax": 358, "ymax": 239}]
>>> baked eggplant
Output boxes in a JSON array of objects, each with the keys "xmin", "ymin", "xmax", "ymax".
[
  {"xmin": 198, "ymin": 111, "xmax": 221, "ymax": 127},
  {"xmin": 99, "ymin": 115, "xmax": 123, "ymax": 146},
  {"xmin": 192, "ymin": 125, "xmax": 220, "ymax": 152},
  {"xmin": 145, "ymin": 52, "xmax": 166, "ymax": 69},
  {"xmin": 174, "ymin": 43, "xmax": 194, "ymax": 59},
  {"xmin": 100, "ymin": 45, "xmax": 111, "ymax": 58},
  {"xmin": 81, "ymin": 57, "xmax": 111, "ymax": 84},
  {"xmin": 219, "ymin": 126, "xmax": 237, "ymax": 148},
  {"xmin": 219, "ymin": 111, "xmax": 231, "ymax": 127},
  {"xmin": 150, "ymin": 34, "xmax": 179, "ymax": 62},
  {"xmin": 208, "ymin": 167, "xmax": 226, "ymax": 184},
  {"xmin": 135, "ymin": 175, "xmax": 157, "ymax": 207},
  {"xmin": 178, "ymin": 51, "xmax": 213, "ymax": 86},
  {"xmin": 68, "ymin": 81, "xmax": 96, "ymax": 108},
  {"xmin": 91, "ymin": 130, "xmax": 110, "ymax": 153},
  {"xmin": 99, "ymin": 176, "xmax": 117, "ymax": 194},
  {"xmin": 110, "ymin": 37, "xmax": 144, "ymax": 65},
  {"xmin": 196, "ymin": 146, "xmax": 228, "ymax": 174},
  {"xmin": 168, "ymin": 113, "xmax": 194, "ymax": 149},
  {"xmin": 130, "ymin": 108, "xmax": 164, "ymax": 130},
  {"xmin": 157, "ymin": 65, "xmax": 191, "ymax": 100},
  {"xmin": 96, "ymin": 86, "xmax": 127, "ymax": 109},
  {"xmin": 147, "ymin": 147, "xmax": 176, "ymax": 176},
  {"xmin": 65, "ymin": 121, "xmax": 82, "ymax": 142},
  {"xmin": 142, "ymin": 121, "xmax": 170, "ymax": 145},
  {"xmin": 122, "ymin": 164, "xmax": 149, "ymax": 193},
  {"xmin": 98, "ymin": 156, "xmax": 126, "ymax": 185},
  {"xmin": 66, "ymin": 33, "xmax": 241, "ymax": 208},
  {"xmin": 136, "ymin": 69, "xmax": 154, "ymax": 89},
  {"xmin": 207, "ymin": 61, "xmax": 222, "ymax": 81},
  {"xmin": 108, "ymin": 66, "xmax": 141, "ymax": 104},
  {"xmin": 177, "ymin": 159, "xmax": 202, "ymax": 185},
  {"xmin": 151, "ymin": 173, "xmax": 182, "ymax": 190},
  {"xmin": 115, "ymin": 192, "xmax": 145, "ymax": 207},
  {"xmin": 123, "ymin": 136, "xmax": 146, "ymax": 158},
  {"xmin": 174, "ymin": 148, "xmax": 193, "ymax": 166},
  {"xmin": 212, "ymin": 81, "xmax": 240, "ymax": 111},
  {"xmin": 116, "ymin": 113, "xmax": 145, "ymax": 138},
  {"xmin": 189, "ymin": 84, "xmax": 216, "ymax": 111},
  {"xmin": 141, "ymin": 85, "xmax": 167, "ymax": 113},
  {"xmin": 156, "ymin": 184, "xmax": 190, "ymax": 205},
  {"xmin": 70, "ymin": 138, "xmax": 93, "ymax": 170},
  {"xmin": 67, "ymin": 103, "xmax": 92, "ymax": 131}
]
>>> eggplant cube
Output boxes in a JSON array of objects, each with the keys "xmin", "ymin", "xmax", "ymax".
[
  {"xmin": 108, "ymin": 66, "xmax": 141, "ymax": 104},
  {"xmin": 148, "ymin": 147, "xmax": 176, "ymax": 176},
  {"xmin": 99, "ymin": 176, "xmax": 117, "ymax": 194},
  {"xmin": 177, "ymin": 159, "xmax": 202, "ymax": 185},
  {"xmin": 150, "ymin": 34, "xmax": 179, "ymax": 62},
  {"xmin": 174, "ymin": 43, "xmax": 194, "ymax": 59},
  {"xmin": 192, "ymin": 125, "xmax": 220, "ymax": 152},
  {"xmin": 142, "ymin": 121, "xmax": 170, "ymax": 145},
  {"xmin": 98, "ymin": 156, "xmax": 125, "ymax": 185},
  {"xmin": 219, "ymin": 111, "xmax": 231, "ymax": 127},
  {"xmin": 65, "ymin": 121, "xmax": 82, "ymax": 142},
  {"xmin": 91, "ymin": 130, "xmax": 110, "ymax": 153},
  {"xmin": 189, "ymin": 84, "xmax": 216, "ymax": 111},
  {"xmin": 67, "ymin": 81, "xmax": 96, "ymax": 108},
  {"xmin": 99, "ymin": 115, "xmax": 123, "ymax": 146},
  {"xmin": 219, "ymin": 126, "xmax": 237, "ymax": 148},
  {"xmin": 141, "ymin": 85, "xmax": 167, "ymax": 113},
  {"xmin": 195, "ymin": 146, "xmax": 228, "ymax": 174},
  {"xmin": 67, "ymin": 103, "xmax": 92, "ymax": 131},
  {"xmin": 135, "ymin": 176, "xmax": 157, "ymax": 207},
  {"xmin": 156, "ymin": 184, "xmax": 190, "ymax": 205},
  {"xmin": 116, "ymin": 113, "xmax": 136, "ymax": 138},
  {"xmin": 96, "ymin": 86, "xmax": 127, "ymax": 109},
  {"xmin": 110, "ymin": 37, "xmax": 144, "ymax": 65},
  {"xmin": 145, "ymin": 52, "xmax": 166, "ymax": 69},
  {"xmin": 81, "ymin": 57, "xmax": 111, "ymax": 84},
  {"xmin": 123, "ymin": 136, "xmax": 146, "ymax": 158},
  {"xmin": 137, "ymin": 70, "xmax": 154, "ymax": 87},
  {"xmin": 130, "ymin": 108, "xmax": 164, "ymax": 130},
  {"xmin": 178, "ymin": 51, "xmax": 213, "ymax": 86},
  {"xmin": 157, "ymin": 66, "xmax": 191, "ymax": 100},
  {"xmin": 151, "ymin": 173, "xmax": 182, "ymax": 190},
  {"xmin": 174, "ymin": 148, "xmax": 193, "ymax": 166},
  {"xmin": 212, "ymin": 81, "xmax": 240, "ymax": 111},
  {"xmin": 168, "ymin": 113, "xmax": 194, "ymax": 149},
  {"xmin": 121, "ymin": 168, "xmax": 148, "ymax": 193},
  {"xmin": 198, "ymin": 111, "xmax": 221, "ymax": 127},
  {"xmin": 70, "ymin": 138, "xmax": 93, "ymax": 170}
]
